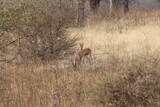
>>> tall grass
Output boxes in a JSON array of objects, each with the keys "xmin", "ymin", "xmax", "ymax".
[{"xmin": 1, "ymin": 3, "xmax": 160, "ymax": 107}]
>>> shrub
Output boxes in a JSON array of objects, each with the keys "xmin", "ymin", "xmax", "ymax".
[
  {"xmin": 94, "ymin": 51, "xmax": 160, "ymax": 107},
  {"xmin": 0, "ymin": 1, "xmax": 77, "ymax": 62}
]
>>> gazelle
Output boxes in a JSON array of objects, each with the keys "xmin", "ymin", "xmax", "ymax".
[{"xmin": 72, "ymin": 43, "xmax": 92, "ymax": 70}]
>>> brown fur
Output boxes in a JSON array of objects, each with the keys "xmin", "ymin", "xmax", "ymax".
[
  {"xmin": 72, "ymin": 48, "xmax": 92, "ymax": 70},
  {"xmin": 78, "ymin": 48, "xmax": 91, "ymax": 58}
]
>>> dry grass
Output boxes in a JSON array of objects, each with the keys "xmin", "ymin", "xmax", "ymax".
[
  {"xmin": 70, "ymin": 9, "xmax": 160, "ymax": 53},
  {"xmin": 1, "ymin": 9, "xmax": 160, "ymax": 107}
]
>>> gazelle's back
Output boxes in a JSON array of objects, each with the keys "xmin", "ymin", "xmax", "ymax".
[{"xmin": 78, "ymin": 48, "xmax": 91, "ymax": 56}]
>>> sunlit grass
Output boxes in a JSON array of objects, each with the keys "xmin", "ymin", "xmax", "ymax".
[{"xmin": 1, "ymin": 9, "xmax": 160, "ymax": 107}]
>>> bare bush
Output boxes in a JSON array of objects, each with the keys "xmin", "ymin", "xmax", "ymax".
[{"xmin": 0, "ymin": 1, "xmax": 77, "ymax": 62}]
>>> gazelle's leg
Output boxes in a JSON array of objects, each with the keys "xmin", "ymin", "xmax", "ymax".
[
  {"xmin": 74, "ymin": 62, "xmax": 77, "ymax": 71},
  {"xmin": 71, "ymin": 57, "xmax": 75, "ymax": 70},
  {"xmin": 90, "ymin": 53, "xmax": 92, "ymax": 60},
  {"xmin": 84, "ymin": 56, "xmax": 90, "ymax": 65},
  {"xmin": 88, "ymin": 53, "xmax": 93, "ymax": 67},
  {"xmin": 82, "ymin": 57, "xmax": 86, "ymax": 63},
  {"xmin": 78, "ymin": 57, "xmax": 82, "ymax": 69},
  {"xmin": 88, "ymin": 53, "xmax": 93, "ymax": 71}
]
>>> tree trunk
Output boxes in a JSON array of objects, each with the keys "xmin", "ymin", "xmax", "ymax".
[
  {"xmin": 90, "ymin": 0, "xmax": 100, "ymax": 12},
  {"xmin": 77, "ymin": 0, "xmax": 85, "ymax": 27},
  {"xmin": 110, "ymin": 0, "xmax": 118, "ymax": 14},
  {"xmin": 124, "ymin": 0, "xmax": 129, "ymax": 13},
  {"xmin": 109, "ymin": 0, "xmax": 113, "ymax": 14}
]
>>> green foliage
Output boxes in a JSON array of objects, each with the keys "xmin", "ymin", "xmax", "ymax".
[
  {"xmin": 0, "ymin": 1, "xmax": 76, "ymax": 61},
  {"xmin": 0, "ymin": 2, "xmax": 36, "ymax": 34}
]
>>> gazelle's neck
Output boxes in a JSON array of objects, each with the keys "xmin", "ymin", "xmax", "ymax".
[{"xmin": 80, "ymin": 43, "xmax": 83, "ymax": 51}]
